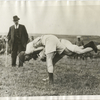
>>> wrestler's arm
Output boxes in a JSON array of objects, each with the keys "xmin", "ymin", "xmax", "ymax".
[
  {"xmin": 25, "ymin": 46, "xmax": 44, "ymax": 54},
  {"xmin": 33, "ymin": 47, "xmax": 44, "ymax": 52}
]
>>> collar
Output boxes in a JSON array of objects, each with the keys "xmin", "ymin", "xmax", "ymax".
[{"xmin": 14, "ymin": 24, "xmax": 19, "ymax": 29}]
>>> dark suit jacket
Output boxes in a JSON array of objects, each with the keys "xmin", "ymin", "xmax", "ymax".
[{"xmin": 7, "ymin": 24, "xmax": 28, "ymax": 51}]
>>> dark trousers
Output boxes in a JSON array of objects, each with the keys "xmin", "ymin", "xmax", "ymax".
[{"xmin": 11, "ymin": 43, "xmax": 25, "ymax": 66}]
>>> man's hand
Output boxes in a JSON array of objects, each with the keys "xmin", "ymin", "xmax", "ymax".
[{"xmin": 4, "ymin": 37, "xmax": 8, "ymax": 42}]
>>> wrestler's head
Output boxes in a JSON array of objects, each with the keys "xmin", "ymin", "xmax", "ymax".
[
  {"xmin": 18, "ymin": 51, "xmax": 25, "ymax": 63},
  {"xmin": 18, "ymin": 51, "xmax": 38, "ymax": 63}
]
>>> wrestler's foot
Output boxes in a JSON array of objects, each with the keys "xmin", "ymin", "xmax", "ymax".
[
  {"xmin": 49, "ymin": 73, "xmax": 54, "ymax": 86},
  {"xmin": 84, "ymin": 41, "xmax": 98, "ymax": 53},
  {"xmin": 91, "ymin": 42, "xmax": 98, "ymax": 53}
]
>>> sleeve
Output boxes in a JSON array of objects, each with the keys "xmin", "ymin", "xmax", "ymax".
[
  {"xmin": 7, "ymin": 27, "xmax": 11, "ymax": 42},
  {"xmin": 23, "ymin": 25, "xmax": 28, "ymax": 43},
  {"xmin": 7, "ymin": 27, "xmax": 11, "ymax": 46}
]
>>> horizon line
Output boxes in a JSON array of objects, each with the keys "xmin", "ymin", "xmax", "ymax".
[{"xmin": 0, "ymin": 32, "xmax": 99, "ymax": 36}]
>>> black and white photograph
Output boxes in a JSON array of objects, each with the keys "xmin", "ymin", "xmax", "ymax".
[{"xmin": 0, "ymin": 0, "xmax": 100, "ymax": 99}]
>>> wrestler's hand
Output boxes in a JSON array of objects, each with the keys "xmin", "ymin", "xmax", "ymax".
[{"xmin": 38, "ymin": 49, "xmax": 46, "ymax": 61}]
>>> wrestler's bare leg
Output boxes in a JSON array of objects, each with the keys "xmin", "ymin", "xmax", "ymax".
[
  {"xmin": 74, "ymin": 41, "xmax": 98, "ymax": 54},
  {"xmin": 74, "ymin": 47, "xmax": 93, "ymax": 54}
]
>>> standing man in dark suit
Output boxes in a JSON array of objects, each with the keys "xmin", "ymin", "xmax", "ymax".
[{"xmin": 7, "ymin": 15, "xmax": 28, "ymax": 67}]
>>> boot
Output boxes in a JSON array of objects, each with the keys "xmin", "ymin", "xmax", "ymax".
[
  {"xmin": 84, "ymin": 41, "xmax": 97, "ymax": 53},
  {"xmin": 48, "ymin": 73, "xmax": 54, "ymax": 85}
]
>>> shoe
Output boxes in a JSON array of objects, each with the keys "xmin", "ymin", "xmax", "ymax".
[
  {"xmin": 84, "ymin": 41, "xmax": 98, "ymax": 53},
  {"xmin": 12, "ymin": 65, "xmax": 16, "ymax": 67},
  {"xmin": 91, "ymin": 42, "xmax": 98, "ymax": 53},
  {"xmin": 18, "ymin": 65, "xmax": 23, "ymax": 67}
]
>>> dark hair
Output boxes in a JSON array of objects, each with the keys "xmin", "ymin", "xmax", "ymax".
[{"xmin": 18, "ymin": 51, "xmax": 25, "ymax": 63}]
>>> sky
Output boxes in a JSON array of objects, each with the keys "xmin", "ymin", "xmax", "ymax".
[{"xmin": 0, "ymin": 1, "xmax": 100, "ymax": 36}]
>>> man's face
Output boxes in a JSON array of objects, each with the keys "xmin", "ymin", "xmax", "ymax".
[
  {"xmin": 78, "ymin": 38, "xmax": 80, "ymax": 41},
  {"xmin": 13, "ymin": 20, "xmax": 19, "ymax": 25}
]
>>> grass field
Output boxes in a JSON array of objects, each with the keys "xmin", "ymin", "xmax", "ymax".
[{"xmin": 0, "ymin": 35, "xmax": 100, "ymax": 96}]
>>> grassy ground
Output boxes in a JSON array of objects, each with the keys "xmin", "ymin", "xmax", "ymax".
[
  {"xmin": 0, "ymin": 35, "xmax": 100, "ymax": 96},
  {"xmin": 0, "ymin": 54, "xmax": 100, "ymax": 96}
]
